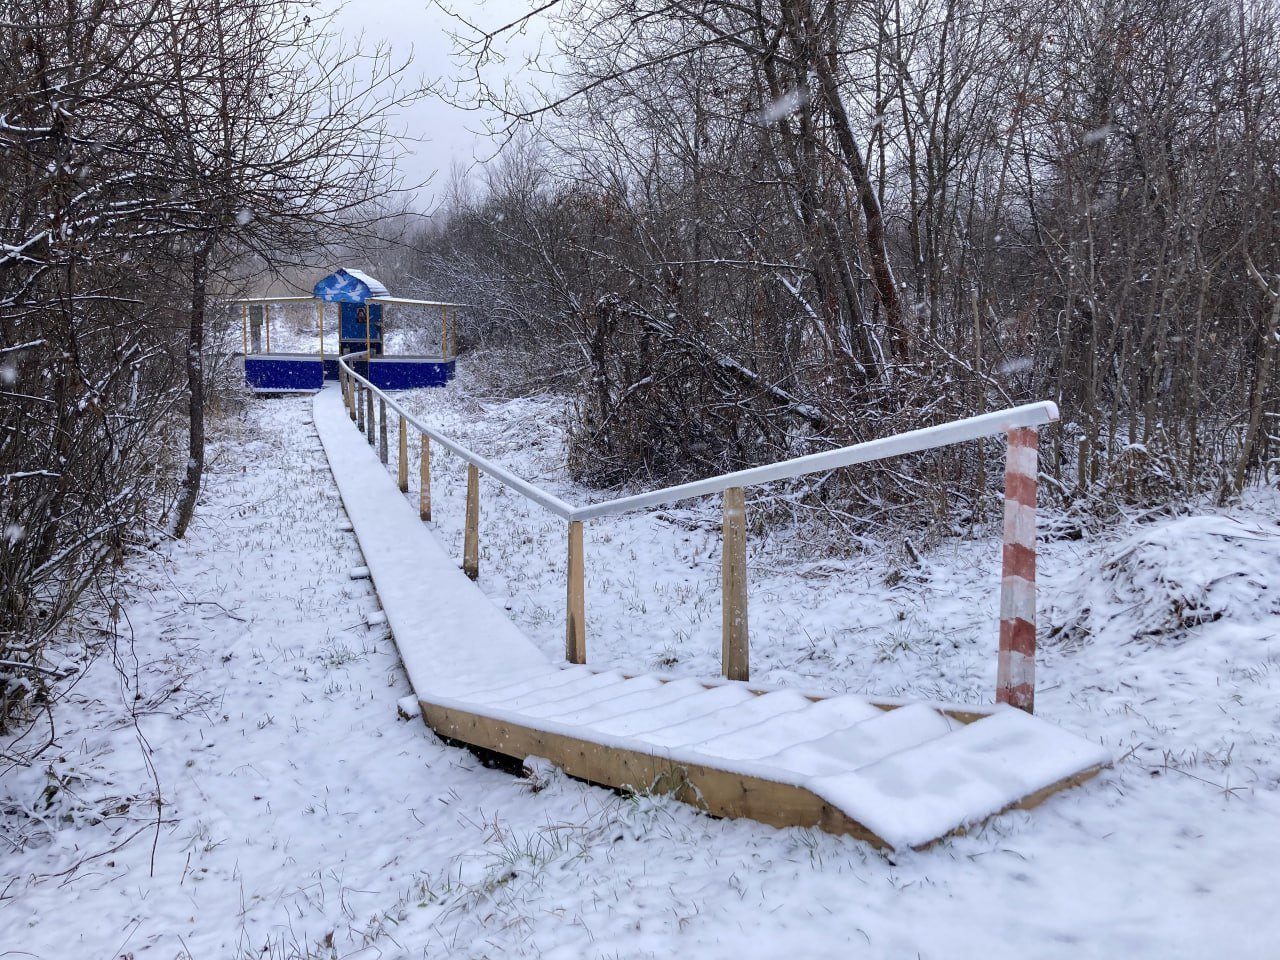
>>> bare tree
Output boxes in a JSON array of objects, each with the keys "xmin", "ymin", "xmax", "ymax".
[
  {"xmin": 0, "ymin": 0, "xmax": 413, "ymax": 745},
  {"xmin": 143, "ymin": 0, "xmax": 411, "ymax": 537},
  {"xmin": 429, "ymin": 0, "xmax": 1280, "ymax": 514}
]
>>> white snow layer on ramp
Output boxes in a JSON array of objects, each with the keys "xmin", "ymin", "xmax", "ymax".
[
  {"xmin": 314, "ymin": 387, "xmax": 548, "ymax": 698},
  {"xmin": 313, "ymin": 386, "xmax": 1109, "ymax": 849}
]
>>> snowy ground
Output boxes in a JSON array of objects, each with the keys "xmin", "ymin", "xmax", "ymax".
[{"xmin": 3, "ymin": 368, "xmax": 1279, "ymax": 958}]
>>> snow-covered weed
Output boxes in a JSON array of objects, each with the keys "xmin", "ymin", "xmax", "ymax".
[
  {"xmin": 648, "ymin": 642, "xmax": 681, "ymax": 669},
  {"xmin": 316, "ymin": 639, "xmax": 368, "ymax": 668}
]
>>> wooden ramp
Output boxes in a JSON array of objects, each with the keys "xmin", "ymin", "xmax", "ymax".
[{"xmin": 313, "ymin": 387, "xmax": 1109, "ymax": 850}]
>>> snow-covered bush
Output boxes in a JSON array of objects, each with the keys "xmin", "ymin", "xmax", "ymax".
[{"xmin": 1046, "ymin": 512, "xmax": 1280, "ymax": 647}]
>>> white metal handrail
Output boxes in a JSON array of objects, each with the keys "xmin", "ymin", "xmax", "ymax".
[
  {"xmin": 340, "ymin": 349, "xmax": 1056, "ymax": 520},
  {"xmin": 337, "ymin": 350, "xmax": 1056, "ymax": 712},
  {"xmin": 570, "ymin": 402, "xmax": 1058, "ymax": 521},
  {"xmin": 340, "ymin": 352, "xmax": 576, "ymax": 518}
]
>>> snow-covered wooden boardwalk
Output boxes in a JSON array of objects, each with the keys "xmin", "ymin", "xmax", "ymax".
[{"xmin": 314, "ymin": 386, "xmax": 1109, "ymax": 850}]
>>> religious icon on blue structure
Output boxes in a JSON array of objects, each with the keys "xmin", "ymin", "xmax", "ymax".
[{"xmin": 339, "ymin": 301, "xmax": 383, "ymax": 356}]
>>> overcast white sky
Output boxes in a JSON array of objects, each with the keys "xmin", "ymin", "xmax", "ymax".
[{"xmin": 326, "ymin": 0, "xmax": 550, "ymax": 210}]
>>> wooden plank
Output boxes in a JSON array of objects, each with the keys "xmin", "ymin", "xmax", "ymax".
[
  {"xmin": 1005, "ymin": 763, "xmax": 1105, "ymax": 814},
  {"xmin": 419, "ymin": 435, "xmax": 432, "ymax": 521},
  {"xmin": 397, "ymin": 415, "xmax": 409, "ymax": 492},
  {"xmin": 463, "ymin": 463, "xmax": 479, "ymax": 580},
  {"xmin": 721, "ymin": 486, "xmax": 748, "ymax": 681},
  {"xmin": 420, "ymin": 701, "xmax": 890, "ymax": 847},
  {"xmin": 418, "ymin": 699, "xmax": 1105, "ymax": 850},
  {"xmin": 566, "ymin": 520, "xmax": 586, "ymax": 664},
  {"xmin": 923, "ymin": 763, "xmax": 1108, "ymax": 850}
]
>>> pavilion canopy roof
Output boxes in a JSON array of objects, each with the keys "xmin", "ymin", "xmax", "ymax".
[
  {"xmin": 313, "ymin": 268, "xmax": 389, "ymax": 303},
  {"xmin": 233, "ymin": 269, "xmax": 466, "ymax": 309},
  {"xmin": 368, "ymin": 297, "xmax": 467, "ymax": 308}
]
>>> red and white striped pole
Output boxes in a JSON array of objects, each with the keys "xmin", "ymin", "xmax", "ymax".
[{"xmin": 997, "ymin": 427, "xmax": 1038, "ymax": 712}]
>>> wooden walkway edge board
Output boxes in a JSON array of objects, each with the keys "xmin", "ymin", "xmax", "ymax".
[
  {"xmin": 422, "ymin": 701, "xmax": 891, "ymax": 846},
  {"xmin": 421, "ymin": 698, "xmax": 1109, "ymax": 851}
]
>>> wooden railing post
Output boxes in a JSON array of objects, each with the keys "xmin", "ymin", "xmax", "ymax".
[
  {"xmin": 397, "ymin": 415, "xmax": 408, "ymax": 491},
  {"xmin": 365, "ymin": 387, "xmax": 374, "ymax": 446},
  {"xmin": 463, "ymin": 464, "xmax": 480, "ymax": 579},
  {"xmin": 566, "ymin": 520, "xmax": 585, "ymax": 664},
  {"xmin": 356, "ymin": 382, "xmax": 365, "ymax": 431},
  {"xmin": 721, "ymin": 486, "xmax": 749, "ymax": 681},
  {"xmin": 419, "ymin": 436, "xmax": 432, "ymax": 520},
  {"xmin": 997, "ymin": 427, "xmax": 1038, "ymax": 713},
  {"xmin": 378, "ymin": 398, "xmax": 389, "ymax": 464}
]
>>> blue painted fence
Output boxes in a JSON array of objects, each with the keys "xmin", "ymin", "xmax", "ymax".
[
  {"xmin": 245, "ymin": 355, "xmax": 324, "ymax": 392},
  {"xmin": 246, "ymin": 355, "xmax": 455, "ymax": 392}
]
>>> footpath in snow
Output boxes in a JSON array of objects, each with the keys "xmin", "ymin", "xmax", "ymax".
[{"xmin": 2, "ymin": 383, "xmax": 1279, "ymax": 958}]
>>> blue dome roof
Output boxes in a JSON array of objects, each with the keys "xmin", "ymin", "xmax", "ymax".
[{"xmin": 312, "ymin": 268, "xmax": 390, "ymax": 303}]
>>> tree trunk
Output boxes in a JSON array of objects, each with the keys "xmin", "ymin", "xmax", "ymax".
[
  {"xmin": 782, "ymin": 0, "xmax": 906, "ymax": 361},
  {"xmin": 1227, "ymin": 264, "xmax": 1280, "ymax": 501},
  {"xmin": 171, "ymin": 242, "xmax": 209, "ymax": 539}
]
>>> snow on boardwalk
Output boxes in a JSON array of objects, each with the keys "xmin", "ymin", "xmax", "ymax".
[{"xmin": 314, "ymin": 385, "xmax": 1109, "ymax": 849}]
